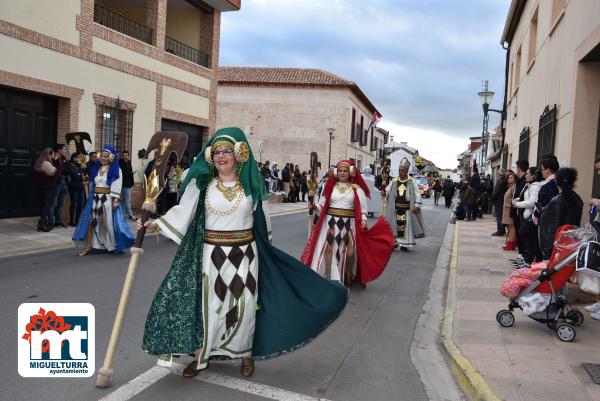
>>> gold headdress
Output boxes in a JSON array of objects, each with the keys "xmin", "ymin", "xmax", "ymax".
[{"xmin": 204, "ymin": 134, "xmax": 249, "ymax": 167}]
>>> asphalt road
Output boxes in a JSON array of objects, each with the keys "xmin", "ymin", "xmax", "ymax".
[{"xmin": 0, "ymin": 198, "xmax": 452, "ymax": 401}]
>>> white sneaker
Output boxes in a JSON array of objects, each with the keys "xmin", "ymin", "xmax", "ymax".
[
  {"xmin": 585, "ymin": 302, "xmax": 600, "ymax": 312},
  {"xmin": 590, "ymin": 311, "xmax": 600, "ymax": 320}
]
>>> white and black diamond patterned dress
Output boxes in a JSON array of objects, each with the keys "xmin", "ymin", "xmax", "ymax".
[
  {"xmin": 156, "ymin": 179, "xmax": 263, "ymax": 369},
  {"xmin": 310, "ymin": 184, "xmax": 367, "ymax": 283}
]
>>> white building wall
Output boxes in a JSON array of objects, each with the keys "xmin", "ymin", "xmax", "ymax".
[
  {"xmin": 0, "ymin": 0, "xmax": 81, "ymax": 45},
  {"xmin": 503, "ymin": 0, "xmax": 600, "ymax": 209}
]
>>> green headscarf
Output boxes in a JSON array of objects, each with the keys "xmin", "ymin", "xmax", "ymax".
[{"xmin": 180, "ymin": 127, "xmax": 268, "ymax": 205}]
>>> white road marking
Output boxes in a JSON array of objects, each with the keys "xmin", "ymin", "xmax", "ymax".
[
  {"xmin": 98, "ymin": 362, "xmax": 331, "ymax": 401},
  {"xmin": 98, "ymin": 366, "xmax": 170, "ymax": 401}
]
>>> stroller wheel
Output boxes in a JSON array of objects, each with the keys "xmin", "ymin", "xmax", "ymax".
[
  {"xmin": 565, "ymin": 309, "xmax": 584, "ymax": 327},
  {"xmin": 556, "ymin": 324, "xmax": 576, "ymax": 342},
  {"xmin": 497, "ymin": 310, "xmax": 515, "ymax": 327},
  {"xmin": 496, "ymin": 310, "xmax": 505, "ymax": 323}
]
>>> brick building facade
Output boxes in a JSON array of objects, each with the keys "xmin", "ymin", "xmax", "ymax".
[{"xmin": 0, "ymin": 0, "xmax": 240, "ymax": 218}]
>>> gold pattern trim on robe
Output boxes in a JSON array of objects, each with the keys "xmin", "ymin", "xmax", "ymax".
[
  {"xmin": 204, "ymin": 229, "xmax": 254, "ymax": 246},
  {"xmin": 94, "ymin": 187, "xmax": 110, "ymax": 194},
  {"xmin": 326, "ymin": 207, "xmax": 355, "ymax": 218}
]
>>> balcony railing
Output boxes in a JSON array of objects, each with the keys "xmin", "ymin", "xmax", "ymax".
[
  {"xmin": 165, "ymin": 36, "xmax": 209, "ymax": 68},
  {"xmin": 94, "ymin": 3, "xmax": 153, "ymax": 45}
]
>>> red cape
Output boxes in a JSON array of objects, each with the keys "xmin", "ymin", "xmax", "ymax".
[{"xmin": 301, "ymin": 187, "xmax": 395, "ymax": 285}]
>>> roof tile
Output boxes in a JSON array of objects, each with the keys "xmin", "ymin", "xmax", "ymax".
[{"xmin": 218, "ymin": 67, "xmax": 380, "ymax": 115}]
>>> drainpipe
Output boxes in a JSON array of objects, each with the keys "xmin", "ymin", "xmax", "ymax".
[{"xmin": 499, "ymin": 42, "xmax": 510, "ymax": 167}]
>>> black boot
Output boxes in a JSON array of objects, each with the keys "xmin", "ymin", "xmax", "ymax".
[{"xmin": 38, "ymin": 218, "xmax": 51, "ymax": 232}]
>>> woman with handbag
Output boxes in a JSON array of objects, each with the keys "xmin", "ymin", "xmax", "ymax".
[{"xmin": 512, "ymin": 167, "xmax": 543, "ymax": 266}]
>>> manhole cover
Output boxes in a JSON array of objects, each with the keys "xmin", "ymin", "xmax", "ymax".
[{"xmin": 583, "ymin": 363, "xmax": 600, "ymax": 384}]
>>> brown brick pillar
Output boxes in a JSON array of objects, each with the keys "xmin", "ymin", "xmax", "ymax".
[
  {"xmin": 206, "ymin": 10, "xmax": 220, "ymax": 141},
  {"xmin": 146, "ymin": 0, "xmax": 167, "ymax": 50},
  {"xmin": 78, "ymin": 0, "xmax": 94, "ymax": 49}
]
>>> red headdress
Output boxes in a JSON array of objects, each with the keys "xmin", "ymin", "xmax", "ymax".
[{"xmin": 320, "ymin": 160, "xmax": 371, "ymax": 203}]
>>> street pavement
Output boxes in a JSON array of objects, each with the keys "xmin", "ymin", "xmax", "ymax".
[
  {"xmin": 449, "ymin": 218, "xmax": 600, "ymax": 401},
  {"xmin": 0, "ymin": 198, "xmax": 454, "ymax": 401}
]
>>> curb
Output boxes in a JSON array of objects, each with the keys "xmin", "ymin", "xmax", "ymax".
[{"xmin": 441, "ymin": 223, "xmax": 502, "ymax": 401}]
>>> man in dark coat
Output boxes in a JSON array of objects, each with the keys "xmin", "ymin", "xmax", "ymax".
[
  {"xmin": 119, "ymin": 150, "xmax": 135, "ymax": 221},
  {"xmin": 442, "ymin": 176, "xmax": 455, "ymax": 208},
  {"xmin": 491, "ymin": 170, "xmax": 507, "ymax": 236},
  {"xmin": 512, "ymin": 160, "xmax": 529, "ymax": 255},
  {"xmin": 470, "ymin": 168, "xmax": 481, "ymax": 218}
]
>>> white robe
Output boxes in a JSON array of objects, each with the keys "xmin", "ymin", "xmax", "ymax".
[
  {"xmin": 91, "ymin": 166, "xmax": 122, "ymax": 252},
  {"xmin": 155, "ymin": 178, "xmax": 271, "ymax": 369},
  {"xmin": 310, "ymin": 184, "xmax": 367, "ymax": 283},
  {"xmin": 385, "ymin": 177, "xmax": 423, "ymax": 248}
]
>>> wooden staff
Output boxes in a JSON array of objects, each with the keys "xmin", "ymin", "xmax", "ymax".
[
  {"xmin": 95, "ymin": 131, "xmax": 187, "ymax": 388},
  {"xmin": 307, "ymin": 152, "xmax": 320, "ymax": 237}
]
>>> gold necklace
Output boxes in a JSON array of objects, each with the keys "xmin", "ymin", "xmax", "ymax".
[
  {"xmin": 98, "ymin": 166, "xmax": 108, "ymax": 176},
  {"xmin": 336, "ymin": 182, "xmax": 351, "ymax": 195},
  {"xmin": 206, "ymin": 179, "xmax": 244, "ymax": 216},
  {"xmin": 216, "ymin": 178, "xmax": 243, "ymax": 201}
]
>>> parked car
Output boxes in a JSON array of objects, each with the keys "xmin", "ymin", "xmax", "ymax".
[{"xmin": 414, "ymin": 175, "xmax": 431, "ymax": 198}]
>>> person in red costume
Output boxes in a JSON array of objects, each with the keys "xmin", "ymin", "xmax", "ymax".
[{"xmin": 301, "ymin": 160, "xmax": 395, "ymax": 287}]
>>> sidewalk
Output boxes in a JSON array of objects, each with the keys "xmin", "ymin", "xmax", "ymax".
[
  {"xmin": 446, "ymin": 217, "xmax": 600, "ymax": 401},
  {"xmin": 0, "ymin": 202, "xmax": 306, "ymax": 259}
]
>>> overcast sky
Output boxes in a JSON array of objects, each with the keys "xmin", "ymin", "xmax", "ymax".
[{"xmin": 220, "ymin": 0, "xmax": 511, "ymax": 169}]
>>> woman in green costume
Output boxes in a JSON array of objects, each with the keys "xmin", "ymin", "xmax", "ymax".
[{"xmin": 140, "ymin": 128, "xmax": 348, "ymax": 378}]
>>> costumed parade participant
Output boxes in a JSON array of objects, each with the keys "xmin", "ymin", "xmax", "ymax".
[
  {"xmin": 362, "ymin": 167, "xmax": 382, "ymax": 217},
  {"xmin": 73, "ymin": 145, "xmax": 135, "ymax": 255},
  {"xmin": 301, "ymin": 160, "xmax": 394, "ymax": 287},
  {"xmin": 141, "ymin": 128, "xmax": 348, "ymax": 378},
  {"xmin": 382, "ymin": 158, "xmax": 426, "ymax": 251}
]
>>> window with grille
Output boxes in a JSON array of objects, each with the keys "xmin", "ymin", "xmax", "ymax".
[
  {"xmin": 100, "ymin": 105, "xmax": 133, "ymax": 155},
  {"xmin": 370, "ymin": 127, "xmax": 376, "ymax": 151},
  {"xmin": 359, "ymin": 116, "xmax": 365, "ymax": 146},
  {"xmin": 518, "ymin": 127, "xmax": 530, "ymax": 161},
  {"xmin": 502, "ymin": 144, "xmax": 508, "ymax": 170},
  {"xmin": 537, "ymin": 105, "xmax": 557, "ymax": 162},
  {"xmin": 351, "ymin": 108, "xmax": 357, "ymax": 142}
]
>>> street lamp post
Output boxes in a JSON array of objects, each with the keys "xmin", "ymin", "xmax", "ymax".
[
  {"xmin": 327, "ymin": 127, "xmax": 336, "ymax": 168},
  {"xmin": 478, "ymin": 81, "xmax": 503, "ymax": 172}
]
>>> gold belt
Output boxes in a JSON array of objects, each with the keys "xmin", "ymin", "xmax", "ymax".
[
  {"xmin": 395, "ymin": 202, "xmax": 410, "ymax": 208},
  {"xmin": 204, "ymin": 229, "xmax": 254, "ymax": 246},
  {"xmin": 327, "ymin": 207, "xmax": 355, "ymax": 218},
  {"xmin": 95, "ymin": 187, "xmax": 110, "ymax": 194}
]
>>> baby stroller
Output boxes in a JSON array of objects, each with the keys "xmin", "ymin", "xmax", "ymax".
[{"xmin": 496, "ymin": 223, "xmax": 599, "ymax": 342}]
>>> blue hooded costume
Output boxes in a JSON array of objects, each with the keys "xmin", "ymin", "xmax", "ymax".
[{"xmin": 73, "ymin": 145, "xmax": 135, "ymax": 253}]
